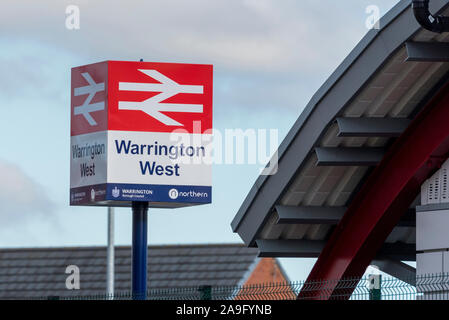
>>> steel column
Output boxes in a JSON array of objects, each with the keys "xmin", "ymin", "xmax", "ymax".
[{"xmin": 299, "ymin": 82, "xmax": 449, "ymax": 300}]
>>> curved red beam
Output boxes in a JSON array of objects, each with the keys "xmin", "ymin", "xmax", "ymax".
[{"xmin": 298, "ymin": 82, "xmax": 449, "ymax": 300}]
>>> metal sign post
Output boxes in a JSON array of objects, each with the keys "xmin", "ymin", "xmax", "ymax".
[
  {"xmin": 106, "ymin": 207, "xmax": 115, "ymax": 299},
  {"xmin": 132, "ymin": 201, "xmax": 148, "ymax": 300}
]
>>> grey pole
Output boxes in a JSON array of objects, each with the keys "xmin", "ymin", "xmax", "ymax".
[{"xmin": 107, "ymin": 207, "xmax": 115, "ymax": 299}]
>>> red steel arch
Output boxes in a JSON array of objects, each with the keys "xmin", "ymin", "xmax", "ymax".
[{"xmin": 298, "ymin": 81, "xmax": 449, "ymax": 300}]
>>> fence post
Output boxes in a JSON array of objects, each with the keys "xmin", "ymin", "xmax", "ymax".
[
  {"xmin": 199, "ymin": 285, "xmax": 212, "ymax": 300},
  {"xmin": 368, "ymin": 274, "xmax": 382, "ymax": 300}
]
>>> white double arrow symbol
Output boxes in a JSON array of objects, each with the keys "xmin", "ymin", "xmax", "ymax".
[
  {"xmin": 74, "ymin": 73, "xmax": 105, "ymax": 126},
  {"xmin": 118, "ymin": 69, "xmax": 204, "ymax": 126}
]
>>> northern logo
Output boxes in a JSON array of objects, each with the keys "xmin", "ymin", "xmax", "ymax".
[{"xmin": 168, "ymin": 188, "xmax": 179, "ymax": 200}]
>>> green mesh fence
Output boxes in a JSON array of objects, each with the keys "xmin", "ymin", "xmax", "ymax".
[{"xmin": 10, "ymin": 273, "xmax": 449, "ymax": 300}]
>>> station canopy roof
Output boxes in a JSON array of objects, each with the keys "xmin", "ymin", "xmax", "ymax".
[{"xmin": 231, "ymin": 0, "xmax": 449, "ymax": 267}]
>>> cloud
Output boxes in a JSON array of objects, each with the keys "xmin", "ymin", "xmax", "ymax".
[
  {"xmin": 0, "ymin": 39, "xmax": 73, "ymax": 102},
  {"xmin": 0, "ymin": 160, "xmax": 57, "ymax": 228},
  {"xmin": 0, "ymin": 0, "xmax": 399, "ymax": 72},
  {"xmin": 0, "ymin": 0, "xmax": 400, "ymax": 111}
]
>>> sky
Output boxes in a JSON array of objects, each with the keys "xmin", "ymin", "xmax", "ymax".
[{"xmin": 0, "ymin": 0, "xmax": 401, "ymax": 281}]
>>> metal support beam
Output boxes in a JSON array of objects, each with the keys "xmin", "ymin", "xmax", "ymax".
[
  {"xmin": 375, "ymin": 243, "xmax": 416, "ymax": 261},
  {"xmin": 275, "ymin": 205, "xmax": 346, "ymax": 224},
  {"xmin": 256, "ymin": 240, "xmax": 324, "ymax": 258},
  {"xmin": 399, "ymin": 209, "xmax": 416, "ymax": 227},
  {"xmin": 406, "ymin": 42, "xmax": 449, "ymax": 62},
  {"xmin": 315, "ymin": 147, "xmax": 385, "ymax": 166},
  {"xmin": 336, "ymin": 117, "xmax": 411, "ymax": 137},
  {"xmin": 275, "ymin": 205, "xmax": 416, "ymax": 227},
  {"xmin": 256, "ymin": 240, "xmax": 416, "ymax": 261},
  {"xmin": 371, "ymin": 259, "xmax": 416, "ymax": 286}
]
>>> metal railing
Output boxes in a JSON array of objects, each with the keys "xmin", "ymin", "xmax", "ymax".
[{"xmin": 6, "ymin": 273, "xmax": 449, "ymax": 300}]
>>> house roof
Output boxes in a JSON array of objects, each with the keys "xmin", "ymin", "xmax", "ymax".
[
  {"xmin": 0, "ymin": 244, "xmax": 259, "ymax": 299},
  {"xmin": 231, "ymin": 0, "xmax": 449, "ymax": 257}
]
